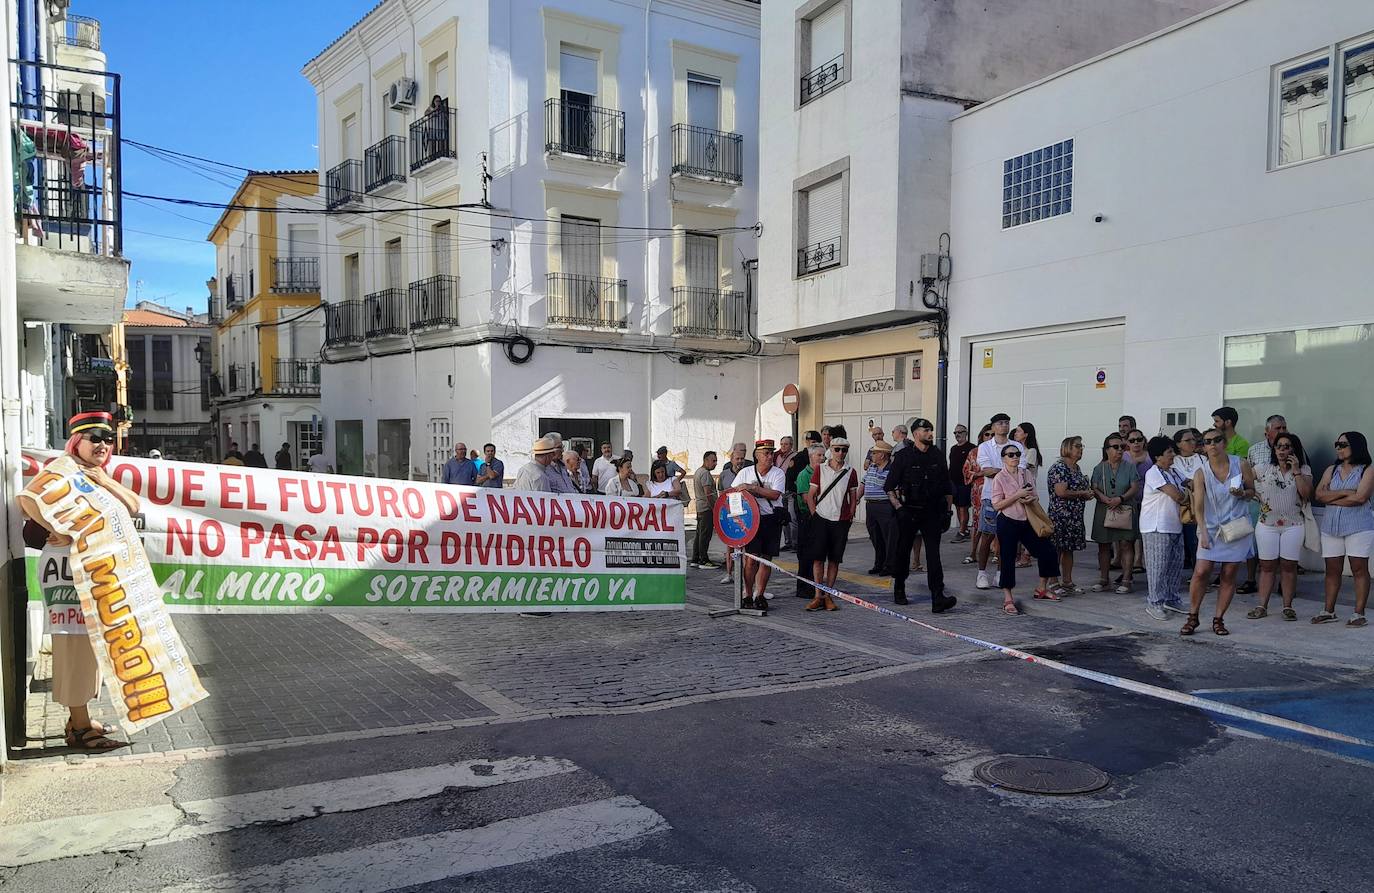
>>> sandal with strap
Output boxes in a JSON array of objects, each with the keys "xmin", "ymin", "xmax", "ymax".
[
  {"xmin": 1246, "ymin": 606, "xmax": 1267, "ymax": 620},
  {"xmin": 1212, "ymin": 617, "xmax": 1230, "ymax": 636},
  {"xmin": 1282, "ymin": 607, "xmax": 1297, "ymax": 621},
  {"xmin": 1180, "ymin": 613, "xmax": 1200, "ymax": 636},
  {"xmin": 64, "ymin": 726, "xmax": 126, "ymax": 751}
]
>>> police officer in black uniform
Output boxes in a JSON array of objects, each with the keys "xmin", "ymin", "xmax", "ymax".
[{"xmin": 883, "ymin": 418, "xmax": 958, "ymax": 613}]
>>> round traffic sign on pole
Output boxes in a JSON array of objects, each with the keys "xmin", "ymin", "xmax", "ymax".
[
  {"xmin": 781, "ymin": 383, "xmax": 800, "ymax": 415},
  {"xmin": 713, "ymin": 491, "xmax": 761, "ymax": 547}
]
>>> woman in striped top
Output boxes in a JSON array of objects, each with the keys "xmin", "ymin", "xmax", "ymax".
[
  {"xmin": 862, "ymin": 441, "xmax": 895, "ymax": 574},
  {"xmin": 1313, "ymin": 431, "xmax": 1374, "ymax": 626}
]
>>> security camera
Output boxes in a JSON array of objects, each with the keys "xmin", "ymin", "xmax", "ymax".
[{"xmin": 1093, "ymin": 213, "xmax": 1105, "ymax": 223}]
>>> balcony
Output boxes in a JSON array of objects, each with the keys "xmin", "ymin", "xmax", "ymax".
[
  {"xmin": 227, "ymin": 363, "xmax": 248, "ymax": 395},
  {"xmin": 409, "ymin": 275, "xmax": 460, "ymax": 330},
  {"xmin": 271, "ymin": 256, "xmax": 319, "ymax": 293},
  {"xmin": 544, "ymin": 99, "xmax": 625, "ymax": 164},
  {"xmin": 325, "ymin": 159, "xmax": 364, "ymax": 210},
  {"xmin": 546, "ymin": 273, "xmax": 627, "ymax": 330},
  {"xmin": 73, "ymin": 354, "xmax": 116, "ymax": 378},
  {"xmin": 410, "ymin": 107, "xmax": 456, "ymax": 172},
  {"xmin": 364, "ymin": 135, "xmax": 406, "ymax": 192},
  {"xmin": 670, "ymin": 125, "xmax": 743, "ymax": 184},
  {"xmin": 800, "ymin": 53, "xmax": 844, "ymax": 106},
  {"xmin": 324, "ymin": 300, "xmax": 366, "ymax": 346},
  {"xmin": 272, "ymin": 358, "xmax": 320, "ymax": 395},
  {"xmin": 797, "ymin": 237, "xmax": 842, "ymax": 277},
  {"xmin": 364, "ymin": 288, "xmax": 408, "ymax": 338},
  {"xmin": 671, "ymin": 287, "xmax": 747, "ymax": 339},
  {"xmin": 12, "ymin": 59, "xmax": 128, "ymax": 325},
  {"xmin": 59, "ymin": 14, "xmax": 101, "ymax": 50},
  {"xmin": 224, "ymin": 273, "xmax": 244, "ymax": 310}
]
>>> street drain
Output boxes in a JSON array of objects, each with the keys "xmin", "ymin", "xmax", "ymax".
[{"xmin": 974, "ymin": 756, "xmax": 1110, "ymax": 796}]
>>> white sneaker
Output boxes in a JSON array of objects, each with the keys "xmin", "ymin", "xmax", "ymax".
[
  {"xmin": 976, "ymin": 571, "xmax": 991, "ymax": 590},
  {"xmin": 687, "ymin": 561, "xmax": 700, "ymax": 569},
  {"xmin": 762, "ymin": 592, "xmax": 775, "ymax": 600},
  {"xmin": 718, "ymin": 574, "xmax": 733, "ymax": 585},
  {"xmin": 1145, "ymin": 604, "xmax": 1168, "ymax": 621}
]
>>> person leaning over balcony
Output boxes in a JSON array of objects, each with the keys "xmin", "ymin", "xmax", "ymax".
[
  {"xmin": 514, "ymin": 438, "xmax": 557, "ymax": 491},
  {"xmin": 476, "ymin": 443, "xmax": 504, "ymax": 488},
  {"xmin": 1311, "ymin": 431, "xmax": 1374, "ymax": 627},
  {"xmin": 691, "ymin": 450, "xmax": 720, "ymax": 569},
  {"xmin": 1248, "ymin": 432, "xmax": 1311, "ymax": 621},
  {"xmin": 17, "ymin": 412, "xmax": 136, "ymax": 750},
  {"xmin": 275, "ymin": 442, "xmax": 293, "ymax": 470}
]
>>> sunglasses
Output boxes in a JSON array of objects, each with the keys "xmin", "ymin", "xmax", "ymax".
[
  {"xmin": 833, "ymin": 447, "xmax": 849, "ymax": 453},
  {"xmin": 1203, "ymin": 436, "xmax": 1225, "ymax": 445},
  {"xmin": 83, "ymin": 432, "xmax": 115, "ymax": 445},
  {"xmin": 1127, "ymin": 437, "xmax": 1145, "ymax": 444},
  {"xmin": 1335, "ymin": 441, "xmax": 1350, "ymax": 449},
  {"xmin": 1002, "ymin": 450, "xmax": 1022, "ymax": 458},
  {"xmin": 1106, "ymin": 443, "xmax": 1124, "ymax": 450}
]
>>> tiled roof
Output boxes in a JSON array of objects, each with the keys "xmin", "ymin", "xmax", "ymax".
[
  {"xmin": 123, "ymin": 308, "xmax": 190, "ymax": 327},
  {"xmin": 303, "ymin": 0, "xmax": 388, "ymax": 69},
  {"xmin": 247, "ymin": 169, "xmax": 317, "ymax": 177}
]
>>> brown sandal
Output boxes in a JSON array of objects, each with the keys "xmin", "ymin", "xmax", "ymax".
[
  {"xmin": 64, "ymin": 726, "xmax": 126, "ymax": 750},
  {"xmin": 1180, "ymin": 613, "xmax": 1200, "ymax": 636},
  {"xmin": 1212, "ymin": 617, "xmax": 1229, "ymax": 636}
]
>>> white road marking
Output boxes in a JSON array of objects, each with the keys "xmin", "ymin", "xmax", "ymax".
[
  {"xmin": 157, "ymin": 795, "xmax": 669, "ymax": 893},
  {"xmin": 1, "ymin": 755, "xmax": 577, "ymax": 868}
]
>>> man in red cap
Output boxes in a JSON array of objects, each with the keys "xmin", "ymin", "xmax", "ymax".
[{"xmin": 729, "ymin": 439, "xmax": 786, "ymax": 610}]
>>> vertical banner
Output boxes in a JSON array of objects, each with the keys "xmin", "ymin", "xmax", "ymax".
[
  {"xmin": 21, "ymin": 456, "xmax": 208, "ymax": 732},
  {"xmin": 22, "ymin": 451, "xmax": 687, "ymax": 615}
]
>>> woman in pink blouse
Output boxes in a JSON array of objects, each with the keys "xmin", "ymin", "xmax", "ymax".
[{"xmin": 989, "ymin": 441, "xmax": 1061, "ymax": 614}]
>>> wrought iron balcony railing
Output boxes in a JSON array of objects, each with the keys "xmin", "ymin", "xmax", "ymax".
[
  {"xmin": 224, "ymin": 273, "xmax": 244, "ymax": 309},
  {"xmin": 227, "ymin": 363, "xmax": 247, "ymax": 395},
  {"xmin": 325, "ymin": 159, "xmax": 364, "ymax": 210},
  {"xmin": 546, "ymin": 273, "xmax": 628, "ymax": 329},
  {"xmin": 409, "ymin": 275, "xmax": 460, "ymax": 330},
  {"xmin": 271, "ymin": 256, "xmax": 318, "ymax": 293},
  {"xmin": 60, "ymin": 15, "xmax": 101, "ymax": 50},
  {"xmin": 797, "ymin": 237, "xmax": 842, "ymax": 276},
  {"xmin": 544, "ymin": 99, "xmax": 625, "ymax": 164},
  {"xmin": 11, "ymin": 59, "xmax": 122, "ymax": 256},
  {"xmin": 670, "ymin": 124, "xmax": 743, "ymax": 184},
  {"xmin": 364, "ymin": 288, "xmax": 408, "ymax": 338},
  {"xmin": 410, "ymin": 107, "xmax": 456, "ymax": 172},
  {"xmin": 671, "ymin": 286, "xmax": 747, "ymax": 339},
  {"xmin": 800, "ymin": 53, "xmax": 844, "ymax": 105},
  {"xmin": 324, "ymin": 300, "xmax": 366, "ymax": 345},
  {"xmin": 364, "ymin": 135, "xmax": 406, "ymax": 191},
  {"xmin": 272, "ymin": 358, "xmax": 320, "ymax": 395}
]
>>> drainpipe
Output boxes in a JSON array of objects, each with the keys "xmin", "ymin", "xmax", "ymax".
[{"xmin": 643, "ymin": 0, "xmax": 654, "ymax": 452}]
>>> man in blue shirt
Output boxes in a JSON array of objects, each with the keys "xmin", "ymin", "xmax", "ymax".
[
  {"xmin": 477, "ymin": 442, "xmax": 504, "ymax": 488},
  {"xmin": 441, "ymin": 442, "xmax": 477, "ymax": 485}
]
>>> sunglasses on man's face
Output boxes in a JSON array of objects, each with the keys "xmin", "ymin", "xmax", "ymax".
[
  {"xmin": 833, "ymin": 447, "xmax": 849, "ymax": 453},
  {"xmin": 84, "ymin": 432, "xmax": 115, "ymax": 445},
  {"xmin": 1203, "ymin": 436, "xmax": 1225, "ymax": 446},
  {"xmin": 1127, "ymin": 437, "xmax": 1145, "ymax": 444},
  {"xmin": 1335, "ymin": 441, "xmax": 1350, "ymax": 449}
]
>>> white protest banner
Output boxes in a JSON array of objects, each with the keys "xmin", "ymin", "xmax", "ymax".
[
  {"xmin": 20, "ymin": 455, "xmax": 208, "ymax": 732},
  {"xmin": 22, "ymin": 451, "xmax": 687, "ymax": 614}
]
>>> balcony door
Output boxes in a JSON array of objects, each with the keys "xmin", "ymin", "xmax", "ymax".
[
  {"xmin": 341, "ymin": 113, "xmax": 359, "ymax": 161},
  {"xmin": 687, "ymin": 73, "xmax": 720, "ymax": 131},
  {"xmin": 560, "ymin": 215, "xmax": 601, "ymax": 319},
  {"xmin": 559, "ymin": 48, "xmax": 598, "ymax": 154},
  {"xmin": 686, "ymin": 233, "xmax": 718, "ymax": 291},
  {"xmin": 385, "ymin": 238, "xmax": 402, "ymax": 290}
]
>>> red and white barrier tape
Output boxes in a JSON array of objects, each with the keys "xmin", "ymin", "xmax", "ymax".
[{"xmin": 743, "ymin": 552, "xmax": 1374, "ymax": 749}]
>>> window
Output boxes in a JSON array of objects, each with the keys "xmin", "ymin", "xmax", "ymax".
[
  {"xmin": 341, "ymin": 113, "xmax": 359, "ymax": 160},
  {"xmin": 377, "ymin": 418, "xmax": 411, "ymax": 480},
  {"xmin": 126, "ymin": 335, "xmax": 146, "ymax": 411},
  {"xmin": 427, "ymin": 416, "xmax": 452, "ymax": 483},
  {"xmin": 344, "ymin": 253, "xmax": 360, "ymax": 301},
  {"xmin": 198, "ymin": 336, "xmax": 211, "ymax": 411},
  {"xmin": 151, "ymin": 336, "xmax": 173, "ymax": 411},
  {"xmin": 559, "ymin": 47, "xmax": 599, "ymax": 155},
  {"xmin": 428, "ymin": 55, "xmax": 450, "ymax": 102},
  {"xmin": 799, "ymin": 1, "xmax": 847, "ymax": 105},
  {"xmin": 1273, "ymin": 34, "xmax": 1374, "ymax": 167},
  {"xmin": 687, "ymin": 73, "xmax": 720, "ymax": 130},
  {"xmin": 431, "ymin": 221, "xmax": 452, "ymax": 276},
  {"xmin": 1002, "ymin": 139, "xmax": 1073, "ymax": 229},
  {"xmin": 797, "ymin": 176, "xmax": 843, "ymax": 275},
  {"xmin": 385, "ymin": 238, "xmax": 403, "ymax": 289},
  {"xmin": 560, "ymin": 215, "xmax": 601, "ymax": 279},
  {"xmin": 335, "ymin": 420, "xmax": 364, "ymax": 476},
  {"xmin": 685, "ymin": 233, "xmax": 719, "ymax": 291}
]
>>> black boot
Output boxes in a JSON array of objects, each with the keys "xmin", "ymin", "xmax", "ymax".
[
  {"xmin": 932, "ymin": 593, "xmax": 957, "ymax": 614},
  {"xmin": 894, "ymin": 589, "xmax": 910, "ymax": 606}
]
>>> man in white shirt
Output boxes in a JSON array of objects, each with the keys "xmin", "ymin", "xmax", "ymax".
[
  {"xmin": 805, "ymin": 437, "xmax": 860, "ymax": 611},
  {"xmin": 514, "ymin": 438, "xmax": 558, "ymax": 491},
  {"xmin": 592, "ymin": 442, "xmax": 616, "ymax": 488},
  {"xmin": 307, "ymin": 450, "xmax": 332, "ymax": 474},
  {"xmin": 973, "ymin": 413, "xmax": 1012, "ymax": 590},
  {"xmin": 729, "ymin": 439, "xmax": 786, "ymax": 612}
]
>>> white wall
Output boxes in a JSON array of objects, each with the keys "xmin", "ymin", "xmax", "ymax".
[{"xmin": 948, "ymin": 0, "xmax": 1374, "ymax": 438}]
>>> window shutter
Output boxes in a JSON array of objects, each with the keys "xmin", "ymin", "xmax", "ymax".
[
  {"xmin": 687, "ymin": 74, "xmax": 721, "ymax": 130},
  {"xmin": 810, "ymin": 4, "xmax": 844, "ymax": 68},
  {"xmin": 560, "ymin": 216, "xmax": 600, "ymax": 279},
  {"xmin": 560, "ymin": 50, "xmax": 598, "ymax": 99},
  {"xmin": 685, "ymin": 233, "xmax": 719, "ymax": 291},
  {"xmin": 805, "ymin": 177, "xmax": 842, "ymax": 248}
]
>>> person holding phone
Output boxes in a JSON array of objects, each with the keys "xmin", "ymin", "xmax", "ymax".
[
  {"xmin": 1182, "ymin": 428, "xmax": 1256, "ymax": 636},
  {"xmin": 988, "ymin": 442, "xmax": 1060, "ymax": 614},
  {"xmin": 1249, "ymin": 432, "xmax": 1312, "ymax": 620}
]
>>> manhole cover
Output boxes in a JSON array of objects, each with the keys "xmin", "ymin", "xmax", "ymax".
[{"xmin": 974, "ymin": 755, "xmax": 1110, "ymax": 795}]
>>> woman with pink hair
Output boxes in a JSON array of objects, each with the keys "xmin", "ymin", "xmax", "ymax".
[{"xmin": 18, "ymin": 411, "xmax": 139, "ymax": 750}]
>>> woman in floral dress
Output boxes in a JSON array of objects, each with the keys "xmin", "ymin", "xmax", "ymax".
[{"xmin": 1047, "ymin": 436, "xmax": 1093, "ymax": 593}]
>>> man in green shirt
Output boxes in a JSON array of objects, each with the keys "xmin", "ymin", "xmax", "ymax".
[
  {"xmin": 792, "ymin": 445, "xmax": 824, "ymax": 599},
  {"xmin": 1212, "ymin": 405, "xmax": 1250, "ymax": 458}
]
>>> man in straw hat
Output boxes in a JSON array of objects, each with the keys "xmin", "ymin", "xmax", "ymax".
[
  {"xmin": 728, "ymin": 439, "xmax": 786, "ymax": 611},
  {"xmin": 514, "ymin": 437, "xmax": 558, "ymax": 491}
]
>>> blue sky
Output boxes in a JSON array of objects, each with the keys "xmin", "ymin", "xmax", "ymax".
[{"xmin": 84, "ymin": 0, "xmax": 376, "ymax": 312}]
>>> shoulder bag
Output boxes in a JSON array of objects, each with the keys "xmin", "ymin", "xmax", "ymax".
[
  {"xmin": 1099, "ymin": 463, "xmax": 1134, "ymax": 530},
  {"xmin": 1027, "ymin": 499, "xmax": 1055, "ymax": 539},
  {"xmin": 1218, "ymin": 515, "xmax": 1254, "ymax": 543}
]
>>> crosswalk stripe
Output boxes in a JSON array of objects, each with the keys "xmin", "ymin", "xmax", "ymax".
[
  {"xmin": 1, "ymin": 755, "xmax": 577, "ymax": 868},
  {"xmin": 157, "ymin": 795, "xmax": 669, "ymax": 893}
]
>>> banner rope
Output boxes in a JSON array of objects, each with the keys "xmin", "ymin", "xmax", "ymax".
[{"xmin": 740, "ymin": 551, "xmax": 1374, "ymax": 749}]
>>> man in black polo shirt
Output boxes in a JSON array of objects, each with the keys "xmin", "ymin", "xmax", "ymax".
[{"xmin": 884, "ymin": 418, "xmax": 957, "ymax": 613}]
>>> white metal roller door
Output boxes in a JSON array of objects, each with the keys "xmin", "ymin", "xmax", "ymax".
[{"xmin": 969, "ymin": 325, "xmax": 1124, "ymax": 505}]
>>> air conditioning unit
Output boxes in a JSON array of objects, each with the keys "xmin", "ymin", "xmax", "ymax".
[{"xmin": 389, "ymin": 77, "xmax": 418, "ymax": 110}]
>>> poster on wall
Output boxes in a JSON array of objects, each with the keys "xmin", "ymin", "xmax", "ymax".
[{"xmin": 22, "ymin": 451, "xmax": 686, "ymax": 615}]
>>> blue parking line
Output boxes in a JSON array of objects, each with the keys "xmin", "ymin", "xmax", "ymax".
[{"xmin": 1195, "ymin": 687, "xmax": 1374, "ymax": 763}]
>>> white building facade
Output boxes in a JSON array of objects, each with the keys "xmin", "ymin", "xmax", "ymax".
[
  {"xmin": 756, "ymin": 0, "xmax": 1221, "ymax": 438},
  {"xmin": 947, "ymin": 0, "xmax": 1374, "ymax": 472},
  {"xmin": 302, "ymin": 0, "xmax": 791, "ymax": 482},
  {"xmin": 122, "ymin": 304, "xmax": 214, "ymax": 460}
]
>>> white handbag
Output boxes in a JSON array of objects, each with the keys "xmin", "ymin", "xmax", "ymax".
[{"xmin": 1217, "ymin": 515, "xmax": 1254, "ymax": 543}]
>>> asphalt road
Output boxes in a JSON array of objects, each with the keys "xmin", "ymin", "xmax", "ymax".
[{"xmin": 5, "ymin": 549, "xmax": 1373, "ymax": 891}]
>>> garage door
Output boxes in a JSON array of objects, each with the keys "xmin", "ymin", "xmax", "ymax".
[
  {"xmin": 969, "ymin": 325, "xmax": 1124, "ymax": 505},
  {"xmin": 823, "ymin": 352, "xmax": 924, "ymax": 443}
]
